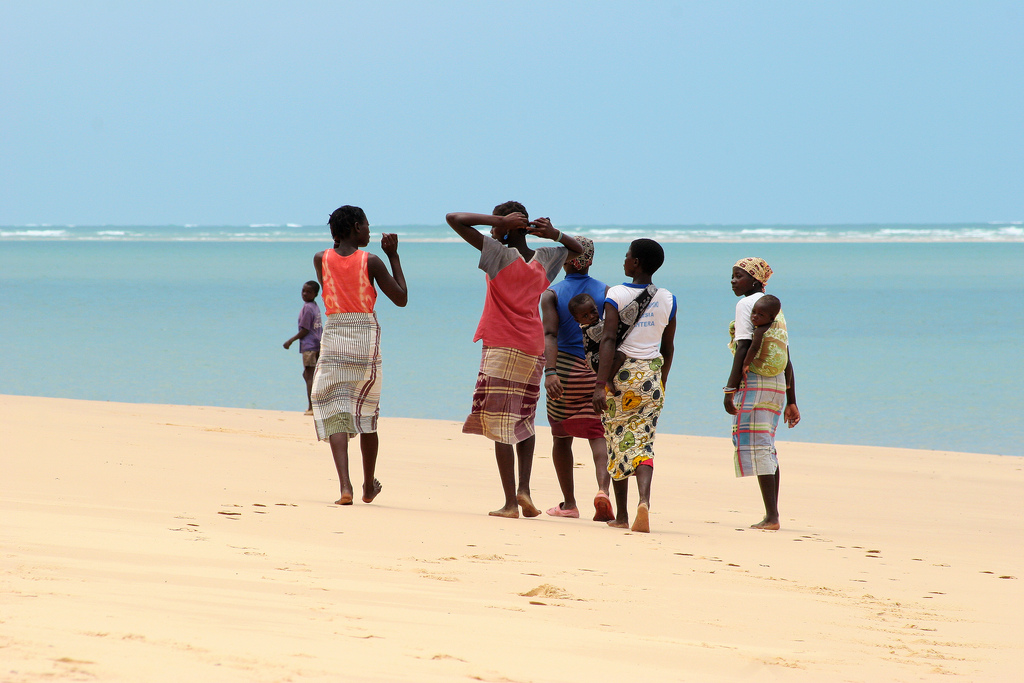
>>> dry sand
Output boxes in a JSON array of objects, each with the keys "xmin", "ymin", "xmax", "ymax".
[{"xmin": 2, "ymin": 394, "xmax": 1022, "ymax": 682}]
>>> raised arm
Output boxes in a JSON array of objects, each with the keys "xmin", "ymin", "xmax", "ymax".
[
  {"xmin": 529, "ymin": 217, "xmax": 583, "ymax": 255},
  {"xmin": 367, "ymin": 233, "xmax": 408, "ymax": 307},
  {"xmin": 541, "ymin": 290, "xmax": 563, "ymax": 400},
  {"xmin": 446, "ymin": 212, "xmax": 529, "ymax": 251}
]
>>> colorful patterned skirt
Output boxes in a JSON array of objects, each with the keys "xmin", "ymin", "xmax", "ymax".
[
  {"xmin": 546, "ymin": 351, "xmax": 605, "ymax": 440},
  {"xmin": 601, "ymin": 356, "xmax": 665, "ymax": 481},
  {"xmin": 311, "ymin": 312, "xmax": 381, "ymax": 440},
  {"xmin": 463, "ymin": 346, "xmax": 543, "ymax": 445},
  {"xmin": 732, "ymin": 371, "xmax": 785, "ymax": 477}
]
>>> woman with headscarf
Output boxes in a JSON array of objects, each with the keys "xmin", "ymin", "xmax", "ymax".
[
  {"xmin": 540, "ymin": 236, "xmax": 614, "ymax": 521},
  {"xmin": 723, "ymin": 257, "xmax": 800, "ymax": 530}
]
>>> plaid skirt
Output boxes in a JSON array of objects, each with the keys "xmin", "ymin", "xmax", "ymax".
[
  {"xmin": 546, "ymin": 351, "xmax": 605, "ymax": 440},
  {"xmin": 462, "ymin": 346, "xmax": 543, "ymax": 445},
  {"xmin": 311, "ymin": 312, "xmax": 381, "ymax": 439},
  {"xmin": 602, "ymin": 356, "xmax": 665, "ymax": 481},
  {"xmin": 732, "ymin": 371, "xmax": 784, "ymax": 477}
]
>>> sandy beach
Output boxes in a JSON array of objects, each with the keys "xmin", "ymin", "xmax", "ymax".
[{"xmin": 2, "ymin": 394, "xmax": 1022, "ymax": 682}]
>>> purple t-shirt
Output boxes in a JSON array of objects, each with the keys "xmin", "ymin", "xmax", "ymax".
[{"xmin": 298, "ymin": 301, "xmax": 322, "ymax": 352}]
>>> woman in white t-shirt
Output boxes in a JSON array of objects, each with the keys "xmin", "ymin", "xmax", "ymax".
[
  {"xmin": 591, "ymin": 239, "xmax": 676, "ymax": 533},
  {"xmin": 723, "ymin": 257, "xmax": 800, "ymax": 531}
]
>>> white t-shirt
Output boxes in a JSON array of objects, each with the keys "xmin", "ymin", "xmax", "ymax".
[
  {"xmin": 733, "ymin": 291, "xmax": 765, "ymax": 341},
  {"xmin": 605, "ymin": 284, "xmax": 677, "ymax": 360}
]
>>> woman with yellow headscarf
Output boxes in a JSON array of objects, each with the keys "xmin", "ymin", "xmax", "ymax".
[{"xmin": 723, "ymin": 257, "xmax": 800, "ymax": 530}]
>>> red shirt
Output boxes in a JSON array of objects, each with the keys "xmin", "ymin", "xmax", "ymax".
[
  {"xmin": 321, "ymin": 249, "xmax": 376, "ymax": 315},
  {"xmin": 473, "ymin": 237, "xmax": 567, "ymax": 356}
]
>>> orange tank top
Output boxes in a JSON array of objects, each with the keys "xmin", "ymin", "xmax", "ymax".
[{"xmin": 321, "ymin": 248, "xmax": 377, "ymax": 314}]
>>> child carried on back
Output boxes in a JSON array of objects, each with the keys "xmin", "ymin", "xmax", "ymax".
[
  {"xmin": 730, "ymin": 294, "xmax": 787, "ymax": 376},
  {"xmin": 571, "ymin": 293, "xmax": 626, "ymax": 381},
  {"xmin": 572, "ymin": 288, "xmax": 659, "ymax": 383}
]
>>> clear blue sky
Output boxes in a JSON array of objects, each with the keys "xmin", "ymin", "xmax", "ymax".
[{"xmin": 2, "ymin": 1, "xmax": 1021, "ymax": 226}]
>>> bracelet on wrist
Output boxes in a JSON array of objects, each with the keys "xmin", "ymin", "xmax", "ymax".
[
  {"xmin": 544, "ymin": 368, "xmax": 557, "ymax": 376},
  {"xmin": 723, "ymin": 386, "xmax": 738, "ymax": 393},
  {"xmin": 553, "ymin": 229, "xmax": 562, "ymax": 242}
]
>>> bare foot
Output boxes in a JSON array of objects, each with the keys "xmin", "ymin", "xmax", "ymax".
[
  {"xmin": 607, "ymin": 519, "xmax": 629, "ymax": 529},
  {"xmin": 362, "ymin": 478, "xmax": 382, "ymax": 503},
  {"xmin": 517, "ymin": 493, "xmax": 541, "ymax": 518},
  {"xmin": 750, "ymin": 517, "xmax": 780, "ymax": 530},
  {"xmin": 489, "ymin": 505, "xmax": 520, "ymax": 518},
  {"xmin": 335, "ymin": 492, "xmax": 354, "ymax": 505},
  {"xmin": 631, "ymin": 502, "xmax": 650, "ymax": 533}
]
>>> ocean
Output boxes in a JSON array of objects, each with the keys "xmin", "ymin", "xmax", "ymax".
[{"xmin": 1, "ymin": 223, "xmax": 1021, "ymax": 456}]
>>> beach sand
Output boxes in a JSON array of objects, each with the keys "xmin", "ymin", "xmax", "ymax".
[{"xmin": 2, "ymin": 394, "xmax": 1022, "ymax": 682}]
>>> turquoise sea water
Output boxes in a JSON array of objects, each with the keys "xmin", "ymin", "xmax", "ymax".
[{"xmin": 1, "ymin": 224, "xmax": 1021, "ymax": 456}]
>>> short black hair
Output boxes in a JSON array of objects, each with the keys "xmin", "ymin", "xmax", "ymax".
[
  {"xmin": 492, "ymin": 200, "xmax": 528, "ymax": 220},
  {"xmin": 755, "ymin": 294, "xmax": 781, "ymax": 319},
  {"xmin": 328, "ymin": 205, "xmax": 367, "ymax": 242},
  {"xmin": 568, "ymin": 292, "xmax": 595, "ymax": 315},
  {"xmin": 629, "ymin": 238, "xmax": 665, "ymax": 274},
  {"xmin": 304, "ymin": 280, "xmax": 320, "ymax": 296}
]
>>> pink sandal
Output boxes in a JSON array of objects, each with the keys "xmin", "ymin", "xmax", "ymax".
[
  {"xmin": 546, "ymin": 503, "xmax": 580, "ymax": 518},
  {"xmin": 593, "ymin": 492, "xmax": 614, "ymax": 522}
]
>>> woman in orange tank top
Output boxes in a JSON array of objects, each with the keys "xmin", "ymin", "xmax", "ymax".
[{"xmin": 311, "ymin": 205, "xmax": 408, "ymax": 506}]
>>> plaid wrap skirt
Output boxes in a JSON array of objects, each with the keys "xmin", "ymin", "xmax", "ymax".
[
  {"xmin": 462, "ymin": 346, "xmax": 543, "ymax": 445},
  {"xmin": 732, "ymin": 371, "xmax": 784, "ymax": 477}
]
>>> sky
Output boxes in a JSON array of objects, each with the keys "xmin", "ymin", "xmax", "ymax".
[{"xmin": 1, "ymin": 1, "xmax": 1022, "ymax": 226}]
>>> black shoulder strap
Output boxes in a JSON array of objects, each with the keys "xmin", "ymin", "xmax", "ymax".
[{"xmin": 614, "ymin": 285, "xmax": 658, "ymax": 347}]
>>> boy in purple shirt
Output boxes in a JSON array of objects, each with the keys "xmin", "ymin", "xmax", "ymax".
[{"xmin": 283, "ymin": 280, "xmax": 323, "ymax": 415}]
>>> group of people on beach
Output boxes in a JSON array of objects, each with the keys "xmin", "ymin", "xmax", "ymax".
[{"xmin": 284, "ymin": 202, "xmax": 800, "ymax": 532}]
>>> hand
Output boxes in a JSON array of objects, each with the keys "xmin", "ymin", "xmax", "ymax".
[
  {"xmin": 784, "ymin": 404, "xmax": 801, "ymax": 428},
  {"xmin": 724, "ymin": 393, "xmax": 737, "ymax": 415},
  {"xmin": 380, "ymin": 233, "xmax": 399, "ymax": 256},
  {"xmin": 545, "ymin": 374, "xmax": 563, "ymax": 400},
  {"xmin": 496, "ymin": 212, "xmax": 530, "ymax": 239},
  {"xmin": 283, "ymin": 340, "xmax": 292, "ymax": 350},
  {"xmin": 592, "ymin": 385, "xmax": 608, "ymax": 415},
  {"xmin": 528, "ymin": 217, "xmax": 557, "ymax": 240}
]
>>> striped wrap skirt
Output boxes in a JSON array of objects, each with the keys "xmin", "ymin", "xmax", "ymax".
[
  {"xmin": 546, "ymin": 351, "xmax": 605, "ymax": 440},
  {"xmin": 311, "ymin": 312, "xmax": 382, "ymax": 440}
]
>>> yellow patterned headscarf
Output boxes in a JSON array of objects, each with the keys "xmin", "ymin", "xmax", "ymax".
[{"xmin": 734, "ymin": 257, "xmax": 773, "ymax": 286}]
